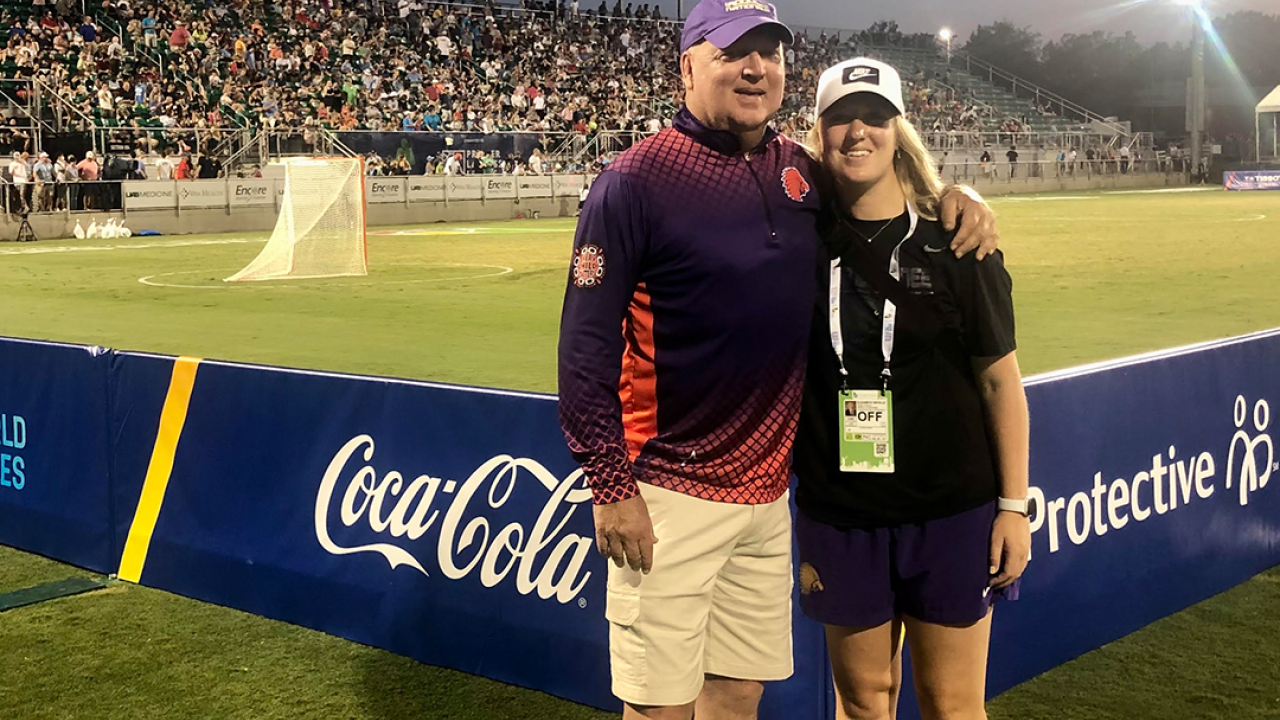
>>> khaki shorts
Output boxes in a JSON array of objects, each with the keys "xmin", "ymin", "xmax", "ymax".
[{"xmin": 606, "ymin": 483, "xmax": 793, "ymax": 707}]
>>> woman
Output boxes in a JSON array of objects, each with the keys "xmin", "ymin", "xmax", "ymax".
[{"xmin": 793, "ymin": 58, "xmax": 1032, "ymax": 720}]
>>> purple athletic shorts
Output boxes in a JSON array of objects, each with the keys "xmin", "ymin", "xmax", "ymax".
[{"xmin": 795, "ymin": 502, "xmax": 1020, "ymax": 628}]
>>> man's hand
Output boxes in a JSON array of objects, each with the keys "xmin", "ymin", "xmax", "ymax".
[
  {"xmin": 940, "ymin": 185, "xmax": 999, "ymax": 260},
  {"xmin": 593, "ymin": 494, "xmax": 659, "ymax": 574},
  {"xmin": 989, "ymin": 511, "xmax": 1030, "ymax": 590}
]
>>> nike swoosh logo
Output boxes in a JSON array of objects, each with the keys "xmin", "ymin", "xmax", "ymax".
[{"xmin": 923, "ymin": 245, "xmax": 948, "ymax": 253}]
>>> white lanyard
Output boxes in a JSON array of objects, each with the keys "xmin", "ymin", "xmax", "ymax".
[{"xmin": 829, "ymin": 204, "xmax": 919, "ymax": 390}]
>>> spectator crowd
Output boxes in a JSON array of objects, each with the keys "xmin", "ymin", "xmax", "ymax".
[{"xmin": 0, "ymin": 0, "xmax": 1162, "ymax": 192}]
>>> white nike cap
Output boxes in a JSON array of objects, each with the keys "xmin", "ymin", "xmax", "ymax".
[{"xmin": 815, "ymin": 57, "xmax": 906, "ymax": 120}]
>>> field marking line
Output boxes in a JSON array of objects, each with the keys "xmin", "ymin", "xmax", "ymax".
[
  {"xmin": 991, "ymin": 196, "xmax": 1099, "ymax": 203},
  {"xmin": 0, "ymin": 238, "xmax": 261, "ymax": 255},
  {"xmin": 118, "ymin": 356, "xmax": 201, "ymax": 584},
  {"xmin": 1103, "ymin": 187, "xmax": 1220, "ymax": 195},
  {"xmin": 368, "ymin": 226, "xmax": 574, "ymax": 236},
  {"xmin": 138, "ymin": 264, "xmax": 515, "ymax": 289},
  {"xmin": 1231, "ymin": 214, "xmax": 1268, "ymax": 222}
]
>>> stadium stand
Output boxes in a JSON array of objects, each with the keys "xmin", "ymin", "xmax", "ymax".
[{"xmin": 0, "ymin": 0, "xmax": 1152, "ymax": 185}]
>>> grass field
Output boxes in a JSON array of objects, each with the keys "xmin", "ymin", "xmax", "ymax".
[{"xmin": 2, "ymin": 187, "xmax": 1280, "ymax": 719}]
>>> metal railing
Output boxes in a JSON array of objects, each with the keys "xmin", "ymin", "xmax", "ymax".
[
  {"xmin": 320, "ymin": 129, "xmax": 357, "ymax": 158},
  {"xmin": 937, "ymin": 157, "xmax": 1186, "ymax": 185},
  {"xmin": 93, "ymin": 11, "xmax": 167, "ymax": 76},
  {"xmin": 0, "ymin": 80, "xmax": 59, "ymax": 154},
  {"xmin": 945, "ymin": 48, "xmax": 1128, "ymax": 136},
  {"xmin": 546, "ymin": 130, "xmax": 659, "ymax": 168},
  {"xmin": 2, "ymin": 180, "xmax": 126, "ymax": 215},
  {"xmin": 32, "ymin": 79, "xmax": 100, "ymax": 149},
  {"xmin": 921, "ymin": 130, "xmax": 1138, "ymax": 152}
]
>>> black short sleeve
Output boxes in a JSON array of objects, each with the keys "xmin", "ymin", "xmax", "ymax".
[{"xmin": 959, "ymin": 249, "xmax": 1016, "ymax": 358}]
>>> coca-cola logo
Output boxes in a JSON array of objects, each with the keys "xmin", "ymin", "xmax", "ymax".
[{"xmin": 314, "ymin": 435, "xmax": 594, "ymax": 604}]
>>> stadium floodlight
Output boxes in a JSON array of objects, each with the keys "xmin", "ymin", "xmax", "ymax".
[
  {"xmin": 938, "ymin": 27, "xmax": 954, "ymax": 63},
  {"xmin": 1169, "ymin": 0, "xmax": 1208, "ymax": 179}
]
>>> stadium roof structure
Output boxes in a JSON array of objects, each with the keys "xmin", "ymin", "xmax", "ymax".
[
  {"xmin": 1258, "ymin": 85, "xmax": 1280, "ymax": 115},
  {"xmin": 1257, "ymin": 85, "xmax": 1280, "ymax": 161}
]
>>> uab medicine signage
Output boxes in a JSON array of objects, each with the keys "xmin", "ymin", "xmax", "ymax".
[{"xmin": 122, "ymin": 181, "xmax": 175, "ymax": 210}]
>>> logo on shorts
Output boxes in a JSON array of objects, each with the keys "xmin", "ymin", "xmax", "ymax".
[
  {"xmin": 799, "ymin": 563, "xmax": 825, "ymax": 595},
  {"xmin": 781, "ymin": 166, "xmax": 810, "ymax": 203},
  {"xmin": 572, "ymin": 244, "xmax": 605, "ymax": 288}
]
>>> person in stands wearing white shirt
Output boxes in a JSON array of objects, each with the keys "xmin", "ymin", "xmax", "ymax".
[
  {"xmin": 156, "ymin": 152, "xmax": 175, "ymax": 180},
  {"xmin": 444, "ymin": 153, "xmax": 463, "ymax": 176},
  {"xmin": 528, "ymin": 148, "xmax": 545, "ymax": 175},
  {"xmin": 8, "ymin": 151, "xmax": 30, "ymax": 214}
]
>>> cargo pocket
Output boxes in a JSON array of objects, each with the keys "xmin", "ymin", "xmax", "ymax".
[
  {"xmin": 605, "ymin": 586, "xmax": 641, "ymax": 626},
  {"xmin": 605, "ymin": 587, "xmax": 646, "ymax": 685}
]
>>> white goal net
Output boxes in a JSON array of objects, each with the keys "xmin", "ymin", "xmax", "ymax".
[{"xmin": 226, "ymin": 157, "xmax": 367, "ymax": 282}]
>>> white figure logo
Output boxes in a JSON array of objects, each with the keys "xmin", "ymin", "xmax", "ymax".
[{"xmin": 1226, "ymin": 396, "xmax": 1273, "ymax": 506}]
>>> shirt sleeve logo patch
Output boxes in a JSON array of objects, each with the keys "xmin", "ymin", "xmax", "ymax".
[
  {"xmin": 781, "ymin": 166, "xmax": 810, "ymax": 202},
  {"xmin": 572, "ymin": 244, "xmax": 605, "ymax": 288}
]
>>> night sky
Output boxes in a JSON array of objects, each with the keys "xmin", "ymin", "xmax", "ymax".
[{"xmin": 649, "ymin": 0, "xmax": 1276, "ymax": 45}]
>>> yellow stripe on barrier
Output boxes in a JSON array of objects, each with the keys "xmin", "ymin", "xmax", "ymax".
[{"xmin": 117, "ymin": 356, "xmax": 201, "ymax": 583}]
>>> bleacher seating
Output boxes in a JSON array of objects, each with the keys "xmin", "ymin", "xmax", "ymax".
[{"xmin": 0, "ymin": 0, "xmax": 1126, "ymax": 173}]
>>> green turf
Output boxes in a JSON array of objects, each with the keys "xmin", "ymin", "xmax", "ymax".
[
  {"xmin": 0, "ymin": 544, "xmax": 99, "ymax": 594},
  {"xmin": 0, "ymin": 191, "xmax": 1277, "ymax": 390},
  {"xmin": 0, "ymin": 545, "xmax": 614, "ymax": 720},
  {"xmin": 988, "ymin": 566, "xmax": 1280, "ymax": 720},
  {"xmin": 1, "ymin": 542, "xmax": 1277, "ymax": 719},
  {"xmin": 1, "ymin": 189, "xmax": 1279, "ymax": 718}
]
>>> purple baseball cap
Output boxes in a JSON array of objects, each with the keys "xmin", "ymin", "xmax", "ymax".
[{"xmin": 679, "ymin": 0, "xmax": 793, "ymax": 54}]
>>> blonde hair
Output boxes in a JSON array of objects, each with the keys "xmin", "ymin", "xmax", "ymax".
[{"xmin": 807, "ymin": 113, "xmax": 945, "ymax": 221}]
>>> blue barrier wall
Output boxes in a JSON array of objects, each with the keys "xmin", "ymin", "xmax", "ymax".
[
  {"xmin": 1, "ymin": 329, "xmax": 1278, "ymax": 718},
  {"xmin": 991, "ymin": 330, "xmax": 1280, "ymax": 693},
  {"xmin": 0, "ymin": 338, "xmax": 114, "ymax": 573}
]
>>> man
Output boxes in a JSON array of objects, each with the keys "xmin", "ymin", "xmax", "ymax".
[
  {"xmin": 63, "ymin": 155, "xmax": 80, "ymax": 211},
  {"xmin": 557, "ymin": 1, "xmax": 997, "ymax": 718},
  {"xmin": 132, "ymin": 150, "xmax": 148, "ymax": 180},
  {"xmin": 156, "ymin": 151, "xmax": 175, "ymax": 180},
  {"xmin": 169, "ymin": 21, "xmax": 190, "ymax": 51},
  {"xmin": 77, "ymin": 151, "xmax": 100, "ymax": 210},
  {"xmin": 1006, "ymin": 145, "xmax": 1019, "ymax": 179},
  {"xmin": 8, "ymin": 152, "xmax": 30, "ymax": 214},
  {"xmin": 32, "ymin": 152, "xmax": 54, "ymax": 212},
  {"xmin": 444, "ymin": 152, "xmax": 462, "ymax": 176},
  {"xmin": 142, "ymin": 13, "xmax": 157, "ymax": 48},
  {"xmin": 197, "ymin": 153, "xmax": 222, "ymax": 180}
]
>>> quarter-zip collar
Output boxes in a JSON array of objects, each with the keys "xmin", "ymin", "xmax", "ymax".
[{"xmin": 673, "ymin": 106, "xmax": 779, "ymax": 157}]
